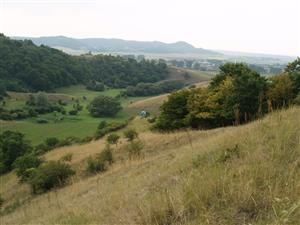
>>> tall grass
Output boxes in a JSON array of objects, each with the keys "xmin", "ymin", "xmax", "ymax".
[{"xmin": 139, "ymin": 108, "xmax": 300, "ymax": 225}]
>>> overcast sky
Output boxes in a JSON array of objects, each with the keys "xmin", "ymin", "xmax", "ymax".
[{"xmin": 0, "ymin": 0, "xmax": 299, "ymax": 56}]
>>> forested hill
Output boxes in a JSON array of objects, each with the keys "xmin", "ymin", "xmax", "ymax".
[{"xmin": 0, "ymin": 34, "xmax": 168, "ymax": 92}]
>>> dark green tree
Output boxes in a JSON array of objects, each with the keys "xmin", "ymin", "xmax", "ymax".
[
  {"xmin": 88, "ymin": 96, "xmax": 122, "ymax": 117},
  {"xmin": 0, "ymin": 131, "xmax": 31, "ymax": 174},
  {"xmin": 154, "ymin": 90, "xmax": 190, "ymax": 130},
  {"xmin": 285, "ymin": 58, "xmax": 300, "ymax": 97}
]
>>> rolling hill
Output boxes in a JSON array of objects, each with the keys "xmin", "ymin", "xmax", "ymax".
[
  {"xmin": 13, "ymin": 35, "xmax": 220, "ymax": 56},
  {"xmin": 1, "ymin": 107, "xmax": 299, "ymax": 224}
]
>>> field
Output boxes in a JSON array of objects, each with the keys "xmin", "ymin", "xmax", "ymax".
[
  {"xmin": 1, "ymin": 107, "xmax": 299, "ymax": 224},
  {"xmin": 0, "ymin": 69, "xmax": 212, "ymax": 145},
  {"xmin": 1, "ymin": 86, "xmax": 148, "ymax": 145}
]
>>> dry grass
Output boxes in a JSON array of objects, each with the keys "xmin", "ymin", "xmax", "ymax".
[
  {"xmin": 127, "ymin": 94, "xmax": 168, "ymax": 113},
  {"xmin": 0, "ymin": 108, "xmax": 299, "ymax": 225}
]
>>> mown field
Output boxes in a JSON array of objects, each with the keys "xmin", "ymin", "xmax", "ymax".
[{"xmin": 0, "ymin": 69, "xmax": 213, "ymax": 145}]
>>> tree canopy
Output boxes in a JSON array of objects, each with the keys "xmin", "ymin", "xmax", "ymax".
[
  {"xmin": 88, "ymin": 96, "xmax": 122, "ymax": 117},
  {"xmin": 0, "ymin": 35, "xmax": 168, "ymax": 92},
  {"xmin": 0, "ymin": 131, "xmax": 32, "ymax": 174},
  {"xmin": 154, "ymin": 62, "xmax": 299, "ymax": 131}
]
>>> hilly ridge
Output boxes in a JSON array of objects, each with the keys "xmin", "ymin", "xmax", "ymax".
[{"xmin": 14, "ymin": 35, "xmax": 220, "ymax": 55}]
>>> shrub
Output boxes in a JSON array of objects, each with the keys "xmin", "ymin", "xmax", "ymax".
[
  {"xmin": 79, "ymin": 136, "xmax": 94, "ymax": 144},
  {"xmin": 13, "ymin": 153, "xmax": 43, "ymax": 181},
  {"xmin": 45, "ymin": 137, "xmax": 59, "ymax": 148},
  {"xmin": 106, "ymin": 134, "xmax": 120, "ymax": 146},
  {"xmin": 124, "ymin": 129, "xmax": 138, "ymax": 142},
  {"xmin": 98, "ymin": 121, "xmax": 107, "ymax": 130},
  {"xmin": 94, "ymin": 121, "xmax": 128, "ymax": 140},
  {"xmin": 126, "ymin": 140, "xmax": 144, "ymax": 158},
  {"xmin": 217, "ymin": 144, "xmax": 240, "ymax": 163},
  {"xmin": 147, "ymin": 116, "xmax": 156, "ymax": 123},
  {"xmin": 60, "ymin": 153, "xmax": 73, "ymax": 162},
  {"xmin": 86, "ymin": 146, "xmax": 113, "ymax": 174},
  {"xmin": 98, "ymin": 145, "xmax": 113, "ymax": 164},
  {"xmin": 29, "ymin": 161, "xmax": 75, "ymax": 194},
  {"xmin": 36, "ymin": 118, "xmax": 48, "ymax": 124},
  {"xmin": 68, "ymin": 109, "xmax": 78, "ymax": 115},
  {"xmin": 88, "ymin": 95, "xmax": 122, "ymax": 117},
  {"xmin": 34, "ymin": 143, "xmax": 50, "ymax": 154}
]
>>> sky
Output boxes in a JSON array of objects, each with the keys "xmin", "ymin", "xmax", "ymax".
[{"xmin": 0, "ymin": 0, "xmax": 299, "ymax": 56}]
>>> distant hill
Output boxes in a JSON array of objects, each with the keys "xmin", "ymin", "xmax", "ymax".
[{"xmin": 13, "ymin": 36, "xmax": 220, "ymax": 56}]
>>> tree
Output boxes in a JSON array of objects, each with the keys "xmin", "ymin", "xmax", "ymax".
[
  {"xmin": 36, "ymin": 92, "xmax": 49, "ymax": 107},
  {"xmin": 284, "ymin": 58, "xmax": 300, "ymax": 97},
  {"xmin": 0, "ymin": 131, "xmax": 31, "ymax": 174},
  {"xmin": 267, "ymin": 74, "xmax": 294, "ymax": 108},
  {"xmin": 215, "ymin": 63, "xmax": 267, "ymax": 123},
  {"xmin": 154, "ymin": 90, "xmax": 190, "ymax": 130},
  {"xmin": 187, "ymin": 77, "xmax": 235, "ymax": 128},
  {"xmin": 0, "ymin": 35, "xmax": 169, "ymax": 91},
  {"xmin": 88, "ymin": 96, "xmax": 122, "ymax": 117},
  {"xmin": 106, "ymin": 134, "xmax": 120, "ymax": 146},
  {"xmin": 86, "ymin": 80, "xmax": 105, "ymax": 91}
]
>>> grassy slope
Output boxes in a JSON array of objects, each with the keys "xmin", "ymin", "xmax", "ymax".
[{"xmin": 1, "ymin": 107, "xmax": 299, "ymax": 225}]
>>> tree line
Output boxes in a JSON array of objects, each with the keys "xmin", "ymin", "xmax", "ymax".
[
  {"xmin": 120, "ymin": 80, "xmax": 185, "ymax": 97},
  {"xmin": 0, "ymin": 34, "xmax": 168, "ymax": 94},
  {"xmin": 154, "ymin": 59, "xmax": 300, "ymax": 130}
]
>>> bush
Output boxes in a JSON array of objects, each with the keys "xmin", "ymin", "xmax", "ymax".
[
  {"xmin": 86, "ymin": 146, "xmax": 113, "ymax": 174},
  {"xmin": 29, "ymin": 161, "xmax": 75, "ymax": 194},
  {"xmin": 126, "ymin": 140, "xmax": 144, "ymax": 158},
  {"xmin": 45, "ymin": 137, "xmax": 59, "ymax": 148},
  {"xmin": 13, "ymin": 153, "xmax": 43, "ymax": 181},
  {"xmin": 68, "ymin": 109, "xmax": 78, "ymax": 116},
  {"xmin": 94, "ymin": 121, "xmax": 128, "ymax": 140},
  {"xmin": 36, "ymin": 118, "xmax": 48, "ymax": 124},
  {"xmin": 106, "ymin": 134, "xmax": 120, "ymax": 146},
  {"xmin": 124, "ymin": 129, "xmax": 138, "ymax": 142},
  {"xmin": 34, "ymin": 143, "xmax": 50, "ymax": 155},
  {"xmin": 147, "ymin": 116, "xmax": 156, "ymax": 123},
  {"xmin": 88, "ymin": 96, "xmax": 122, "ymax": 117}
]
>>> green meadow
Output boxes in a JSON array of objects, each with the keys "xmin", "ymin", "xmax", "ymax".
[{"xmin": 0, "ymin": 85, "xmax": 149, "ymax": 145}]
